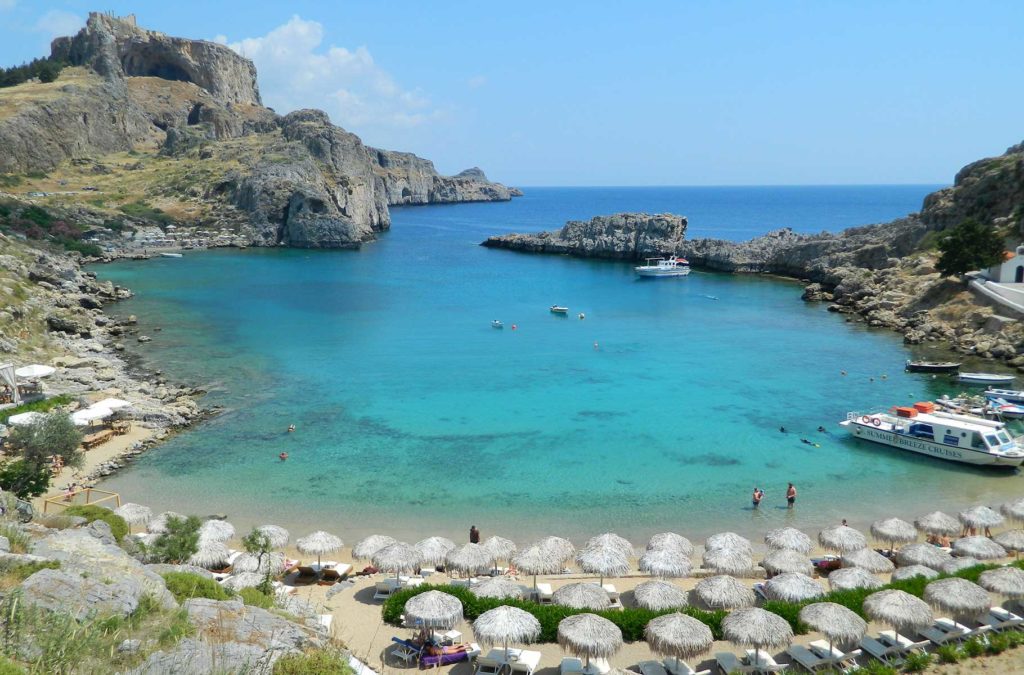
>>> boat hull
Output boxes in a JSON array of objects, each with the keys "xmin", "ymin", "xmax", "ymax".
[
  {"xmin": 959, "ymin": 374, "xmax": 1015, "ymax": 385},
  {"xmin": 905, "ymin": 362, "xmax": 960, "ymax": 373},
  {"xmin": 635, "ymin": 268, "xmax": 691, "ymax": 277},
  {"xmin": 987, "ymin": 388, "xmax": 1024, "ymax": 404},
  {"xmin": 841, "ymin": 420, "xmax": 1024, "ymax": 467}
]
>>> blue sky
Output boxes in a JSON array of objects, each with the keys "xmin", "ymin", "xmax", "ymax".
[{"xmin": 1, "ymin": 1, "xmax": 1022, "ymax": 186}]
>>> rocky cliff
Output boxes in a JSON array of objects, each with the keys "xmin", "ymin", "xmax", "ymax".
[
  {"xmin": 483, "ymin": 213, "xmax": 688, "ymax": 259},
  {"xmin": 0, "ymin": 12, "xmax": 518, "ymax": 248}
]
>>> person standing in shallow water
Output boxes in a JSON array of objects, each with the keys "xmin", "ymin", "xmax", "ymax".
[
  {"xmin": 786, "ymin": 483, "xmax": 797, "ymax": 508},
  {"xmin": 752, "ymin": 487, "xmax": 764, "ymax": 508},
  {"xmin": 469, "ymin": 525, "xmax": 480, "ymax": 544}
]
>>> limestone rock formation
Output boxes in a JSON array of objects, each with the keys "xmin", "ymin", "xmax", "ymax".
[{"xmin": 483, "ymin": 213, "xmax": 688, "ymax": 260}]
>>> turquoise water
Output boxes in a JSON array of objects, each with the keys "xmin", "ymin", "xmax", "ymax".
[{"xmin": 95, "ymin": 186, "xmax": 1023, "ymax": 545}]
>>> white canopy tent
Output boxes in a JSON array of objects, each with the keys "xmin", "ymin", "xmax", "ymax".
[
  {"xmin": 0, "ymin": 363, "xmax": 19, "ymax": 405},
  {"xmin": 14, "ymin": 365, "xmax": 55, "ymax": 379},
  {"xmin": 72, "ymin": 405, "xmax": 114, "ymax": 426}
]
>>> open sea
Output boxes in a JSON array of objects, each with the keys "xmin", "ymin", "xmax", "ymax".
[{"xmin": 94, "ymin": 186, "xmax": 1024, "ymax": 546}]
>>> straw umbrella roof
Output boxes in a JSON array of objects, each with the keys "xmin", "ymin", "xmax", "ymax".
[
  {"xmin": 942, "ymin": 557, "xmax": 981, "ymax": 574},
  {"xmin": 978, "ymin": 567, "xmax": 1024, "ymax": 598},
  {"xmin": 513, "ymin": 545, "xmax": 564, "ymax": 576},
  {"xmin": 199, "ymin": 520, "xmax": 235, "ymax": 543},
  {"xmin": 722, "ymin": 608, "xmax": 793, "ymax": 650},
  {"xmin": 647, "ymin": 533, "xmax": 694, "ymax": 556},
  {"xmin": 923, "ymin": 578, "xmax": 991, "ymax": 619},
  {"xmin": 222, "ymin": 572, "xmax": 264, "ymax": 591},
  {"xmin": 296, "ymin": 531, "xmax": 343, "ymax": 556},
  {"xmin": 915, "ymin": 511, "xmax": 960, "ymax": 535},
  {"xmin": 891, "ymin": 564, "xmax": 940, "ymax": 581},
  {"xmin": 473, "ymin": 577, "xmax": 524, "ymax": 600},
  {"xmin": 558, "ymin": 614, "xmax": 623, "ymax": 660},
  {"xmin": 447, "ymin": 543, "xmax": 495, "ymax": 575},
  {"xmin": 482, "ymin": 536, "xmax": 517, "ymax": 561},
  {"xmin": 952, "ymin": 536, "xmax": 1007, "ymax": 560},
  {"xmin": 694, "ymin": 575, "xmax": 756, "ymax": 610},
  {"xmin": 705, "ymin": 532, "xmax": 752, "ymax": 553},
  {"xmin": 841, "ymin": 547, "xmax": 895, "ymax": 574},
  {"xmin": 993, "ymin": 529, "xmax": 1024, "ymax": 552},
  {"xmin": 255, "ymin": 525, "xmax": 290, "ymax": 549},
  {"xmin": 415, "ymin": 536, "xmax": 457, "ymax": 566},
  {"xmin": 472, "ymin": 606, "xmax": 541, "ymax": 648},
  {"xmin": 863, "ymin": 590, "xmax": 933, "ymax": 632},
  {"xmin": 1001, "ymin": 497, "xmax": 1024, "ymax": 523},
  {"xmin": 761, "ymin": 550, "xmax": 812, "ymax": 577},
  {"xmin": 188, "ymin": 540, "xmax": 230, "ymax": 569},
  {"xmin": 372, "ymin": 542, "xmax": 421, "ymax": 575},
  {"xmin": 148, "ymin": 511, "xmax": 185, "ymax": 534},
  {"xmin": 405, "ymin": 590, "xmax": 464, "ymax": 630},
  {"xmin": 645, "ymin": 613, "xmax": 713, "ymax": 660},
  {"xmin": 959, "ymin": 505, "xmax": 1005, "ymax": 529},
  {"xmin": 701, "ymin": 547, "xmax": 753, "ymax": 575},
  {"xmin": 870, "ymin": 518, "xmax": 917, "ymax": 546},
  {"xmin": 115, "ymin": 503, "xmax": 152, "ymax": 526},
  {"xmin": 584, "ymin": 533, "xmax": 634, "ymax": 558},
  {"xmin": 895, "ymin": 543, "xmax": 953, "ymax": 570},
  {"xmin": 552, "ymin": 582, "xmax": 612, "ymax": 610},
  {"xmin": 799, "ymin": 603, "xmax": 868, "ymax": 646},
  {"xmin": 577, "ymin": 546, "xmax": 631, "ymax": 578},
  {"xmin": 818, "ymin": 525, "xmax": 867, "ymax": 553},
  {"xmin": 353, "ymin": 534, "xmax": 398, "ymax": 561},
  {"xmin": 763, "ymin": 573, "xmax": 824, "ymax": 603},
  {"xmin": 639, "ymin": 548, "xmax": 691, "ymax": 578},
  {"xmin": 232, "ymin": 552, "xmax": 285, "ymax": 575},
  {"xmin": 828, "ymin": 567, "xmax": 882, "ymax": 592},
  {"xmin": 764, "ymin": 527, "xmax": 813, "ymax": 554},
  {"xmin": 540, "ymin": 536, "xmax": 576, "ymax": 562},
  {"xmin": 634, "ymin": 579, "xmax": 688, "ymax": 611}
]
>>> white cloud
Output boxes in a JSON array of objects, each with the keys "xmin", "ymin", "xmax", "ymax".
[
  {"xmin": 467, "ymin": 75, "xmax": 487, "ymax": 89},
  {"xmin": 220, "ymin": 16, "xmax": 442, "ymax": 137},
  {"xmin": 34, "ymin": 9, "xmax": 83, "ymax": 40}
]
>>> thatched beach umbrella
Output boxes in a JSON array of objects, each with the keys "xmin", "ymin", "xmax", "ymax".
[
  {"xmin": 585, "ymin": 533, "xmax": 633, "ymax": 558},
  {"xmin": 473, "ymin": 577, "xmax": 524, "ymax": 600},
  {"xmin": 1001, "ymin": 497, "xmax": 1024, "ymax": 523},
  {"xmin": 199, "ymin": 519, "xmax": 236, "ymax": 543},
  {"xmin": 577, "ymin": 546, "xmax": 630, "ymax": 585},
  {"xmin": 483, "ymin": 536, "xmax": 517, "ymax": 574},
  {"xmin": 639, "ymin": 548, "xmax": 691, "ymax": 578},
  {"xmin": 256, "ymin": 525, "xmax": 290, "ymax": 549},
  {"xmin": 942, "ymin": 557, "xmax": 981, "ymax": 574},
  {"xmin": 761, "ymin": 550, "xmax": 812, "ymax": 577},
  {"xmin": 871, "ymin": 518, "xmax": 918, "ymax": 552},
  {"xmin": 764, "ymin": 527, "xmax": 813, "ymax": 554},
  {"xmin": 645, "ymin": 612, "xmax": 713, "ymax": 672},
  {"xmin": 513, "ymin": 545, "xmax": 563, "ymax": 590},
  {"xmin": 148, "ymin": 511, "xmax": 185, "ymax": 534},
  {"xmin": 447, "ymin": 543, "xmax": 495, "ymax": 578},
  {"xmin": 915, "ymin": 511, "xmax": 960, "ymax": 536},
  {"xmin": 115, "ymin": 503, "xmax": 152, "ymax": 532},
  {"xmin": 799, "ymin": 603, "xmax": 867, "ymax": 656},
  {"xmin": 993, "ymin": 529, "xmax": 1024, "ymax": 556},
  {"xmin": 896, "ymin": 543, "xmax": 952, "ymax": 570},
  {"xmin": 634, "ymin": 580, "xmax": 688, "ymax": 610},
  {"xmin": 647, "ymin": 533, "xmax": 694, "ymax": 556},
  {"xmin": 952, "ymin": 536, "xmax": 1007, "ymax": 560},
  {"xmin": 722, "ymin": 607, "xmax": 793, "ymax": 665},
  {"xmin": 188, "ymin": 540, "xmax": 230, "ymax": 569},
  {"xmin": 978, "ymin": 567, "xmax": 1024, "ymax": 598},
  {"xmin": 405, "ymin": 590, "xmax": 463, "ymax": 630},
  {"xmin": 693, "ymin": 575, "xmax": 755, "ymax": 610},
  {"xmin": 540, "ymin": 536, "xmax": 576, "ymax": 563},
  {"xmin": 415, "ymin": 536, "xmax": 457, "ymax": 567},
  {"xmin": 706, "ymin": 532, "xmax": 752, "ymax": 553},
  {"xmin": 473, "ymin": 605, "xmax": 541, "ymax": 653},
  {"xmin": 864, "ymin": 589, "xmax": 933, "ymax": 636},
  {"xmin": 372, "ymin": 542, "xmax": 420, "ymax": 580},
  {"xmin": 924, "ymin": 578, "xmax": 991, "ymax": 621},
  {"xmin": 296, "ymin": 531, "xmax": 343, "ymax": 568},
  {"xmin": 828, "ymin": 567, "xmax": 882, "ymax": 592},
  {"xmin": 959, "ymin": 505, "xmax": 1004, "ymax": 532},
  {"xmin": 891, "ymin": 565, "xmax": 939, "ymax": 581},
  {"xmin": 841, "ymin": 547, "xmax": 895, "ymax": 574},
  {"xmin": 553, "ymin": 582, "xmax": 612, "ymax": 610},
  {"xmin": 763, "ymin": 573, "xmax": 824, "ymax": 603},
  {"xmin": 557, "ymin": 613, "xmax": 623, "ymax": 672},
  {"xmin": 232, "ymin": 551, "xmax": 285, "ymax": 575},
  {"xmin": 353, "ymin": 534, "xmax": 397, "ymax": 561},
  {"xmin": 702, "ymin": 546, "xmax": 753, "ymax": 575},
  {"xmin": 818, "ymin": 525, "xmax": 867, "ymax": 553},
  {"xmin": 222, "ymin": 572, "xmax": 264, "ymax": 591}
]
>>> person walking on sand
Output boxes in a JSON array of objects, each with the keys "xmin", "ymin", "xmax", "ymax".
[
  {"xmin": 752, "ymin": 486, "xmax": 764, "ymax": 508},
  {"xmin": 469, "ymin": 525, "xmax": 480, "ymax": 544},
  {"xmin": 786, "ymin": 483, "xmax": 797, "ymax": 508}
]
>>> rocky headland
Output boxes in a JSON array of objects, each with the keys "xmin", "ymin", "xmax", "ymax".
[
  {"xmin": 484, "ymin": 142, "xmax": 1024, "ymax": 365},
  {"xmin": 0, "ymin": 12, "xmax": 519, "ymax": 250}
]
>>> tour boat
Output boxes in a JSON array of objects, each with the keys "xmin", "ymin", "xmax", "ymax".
[
  {"xmin": 985, "ymin": 388, "xmax": 1024, "ymax": 404},
  {"xmin": 491, "ymin": 320, "xmax": 504, "ymax": 329},
  {"xmin": 904, "ymin": 360, "xmax": 961, "ymax": 373},
  {"xmin": 634, "ymin": 256, "xmax": 691, "ymax": 278},
  {"xmin": 550, "ymin": 305, "xmax": 569, "ymax": 314},
  {"xmin": 958, "ymin": 372, "xmax": 1015, "ymax": 386},
  {"xmin": 840, "ymin": 403, "xmax": 1024, "ymax": 467}
]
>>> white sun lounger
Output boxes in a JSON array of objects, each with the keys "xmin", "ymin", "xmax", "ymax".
[
  {"xmin": 787, "ymin": 645, "xmax": 827, "ymax": 672},
  {"xmin": 878, "ymin": 630, "xmax": 928, "ymax": 653},
  {"xmin": 859, "ymin": 636, "xmax": 904, "ymax": 666},
  {"xmin": 807, "ymin": 641, "xmax": 860, "ymax": 672},
  {"xmin": 536, "ymin": 582, "xmax": 554, "ymax": 604},
  {"xmin": 373, "ymin": 580, "xmax": 397, "ymax": 600},
  {"xmin": 476, "ymin": 657, "xmax": 502, "ymax": 675},
  {"xmin": 561, "ymin": 658, "xmax": 585, "ymax": 675},
  {"xmin": 715, "ymin": 652, "xmax": 754, "ymax": 674},
  {"xmin": 983, "ymin": 606, "xmax": 1024, "ymax": 631},
  {"xmin": 745, "ymin": 650, "xmax": 787, "ymax": 673},
  {"xmin": 639, "ymin": 660, "xmax": 670, "ymax": 675},
  {"xmin": 663, "ymin": 657, "xmax": 711, "ymax": 675},
  {"xmin": 510, "ymin": 650, "xmax": 542, "ymax": 675}
]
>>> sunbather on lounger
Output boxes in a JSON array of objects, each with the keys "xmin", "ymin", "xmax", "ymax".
[{"xmin": 427, "ymin": 644, "xmax": 471, "ymax": 656}]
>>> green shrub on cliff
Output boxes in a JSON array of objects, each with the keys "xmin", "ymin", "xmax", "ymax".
[
  {"xmin": 1, "ymin": 412, "xmax": 82, "ymax": 498},
  {"xmin": 273, "ymin": 648, "xmax": 353, "ymax": 675},
  {"xmin": 160, "ymin": 572, "xmax": 232, "ymax": 602},
  {"xmin": 63, "ymin": 505, "xmax": 128, "ymax": 543},
  {"xmin": 147, "ymin": 515, "xmax": 201, "ymax": 563},
  {"xmin": 936, "ymin": 217, "xmax": 1005, "ymax": 277}
]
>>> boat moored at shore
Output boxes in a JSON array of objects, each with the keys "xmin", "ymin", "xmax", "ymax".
[
  {"xmin": 958, "ymin": 372, "xmax": 1015, "ymax": 386},
  {"xmin": 634, "ymin": 256, "xmax": 690, "ymax": 278},
  {"xmin": 905, "ymin": 360, "xmax": 961, "ymax": 373},
  {"xmin": 986, "ymin": 387, "xmax": 1024, "ymax": 404}
]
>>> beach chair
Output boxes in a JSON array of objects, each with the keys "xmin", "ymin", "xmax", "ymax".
[
  {"xmin": 374, "ymin": 581, "xmax": 396, "ymax": 600},
  {"xmin": 294, "ymin": 565, "xmax": 320, "ymax": 583},
  {"xmin": 561, "ymin": 658, "xmax": 585, "ymax": 675},
  {"xmin": 786, "ymin": 645, "xmax": 827, "ymax": 672},
  {"xmin": 859, "ymin": 636, "xmax": 904, "ymax": 667},
  {"xmin": 807, "ymin": 641, "xmax": 859, "ymax": 672},
  {"xmin": 982, "ymin": 606, "xmax": 1024, "ymax": 631},
  {"xmin": 317, "ymin": 614, "xmax": 333, "ymax": 635},
  {"xmin": 662, "ymin": 658, "xmax": 710, "ymax": 675},
  {"xmin": 714, "ymin": 652, "xmax": 752, "ymax": 674},
  {"xmin": 639, "ymin": 660, "xmax": 669, "ymax": 675},
  {"xmin": 510, "ymin": 650, "xmax": 542, "ymax": 675},
  {"xmin": 921, "ymin": 618, "xmax": 971, "ymax": 645},
  {"xmin": 536, "ymin": 582, "xmax": 554, "ymax": 604},
  {"xmin": 590, "ymin": 657, "xmax": 611, "ymax": 674},
  {"xmin": 475, "ymin": 656, "xmax": 502, "ymax": 675},
  {"xmin": 744, "ymin": 650, "xmax": 787, "ymax": 673},
  {"xmin": 320, "ymin": 568, "xmax": 343, "ymax": 584},
  {"xmin": 753, "ymin": 583, "xmax": 769, "ymax": 602},
  {"xmin": 878, "ymin": 630, "xmax": 928, "ymax": 654},
  {"xmin": 389, "ymin": 637, "xmax": 423, "ymax": 666}
]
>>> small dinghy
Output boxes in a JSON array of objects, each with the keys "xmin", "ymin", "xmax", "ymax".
[
  {"xmin": 159, "ymin": 252, "xmax": 183, "ymax": 258},
  {"xmin": 905, "ymin": 359, "xmax": 960, "ymax": 373},
  {"xmin": 959, "ymin": 372, "xmax": 1015, "ymax": 386},
  {"xmin": 549, "ymin": 305, "xmax": 569, "ymax": 315},
  {"xmin": 987, "ymin": 397, "xmax": 1024, "ymax": 419},
  {"xmin": 986, "ymin": 387, "xmax": 1024, "ymax": 404},
  {"xmin": 491, "ymin": 320, "xmax": 503, "ymax": 329}
]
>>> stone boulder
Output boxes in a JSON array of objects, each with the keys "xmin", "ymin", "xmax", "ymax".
[{"xmin": 20, "ymin": 567, "xmax": 147, "ymax": 620}]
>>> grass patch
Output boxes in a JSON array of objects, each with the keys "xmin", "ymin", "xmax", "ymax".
[
  {"xmin": 160, "ymin": 572, "xmax": 233, "ymax": 603},
  {"xmin": 0, "ymin": 395, "xmax": 72, "ymax": 425},
  {"xmin": 62, "ymin": 505, "xmax": 128, "ymax": 543},
  {"xmin": 0, "ymin": 525, "xmax": 31, "ymax": 555},
  {"xmin": 118, "ymin": 200, "xmax": 174, "ymax": 225},
  {"xmin": 238, "ymin": 587, "xmax": 274, "ymax": 610},
  {"xmin": 0, "ymin": 560, "xmax": 58, "ymax": 591},
  {"xmin": 273, "ymin": 648, "xmax": 353, "ymax": 675}
]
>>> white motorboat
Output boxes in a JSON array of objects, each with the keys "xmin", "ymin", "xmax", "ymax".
[
  {"xmin": 634, "ymin": 256, "xmax": 690, "ymax": 278},
  {"xmin": 958, "ymin": 372, "xmax": 1015, "ymax": 386},
  {"xmin": 549, "ymin": 305, "xmax": 569, "ymax": 315},
  {"xmin": 987, "ymin": 397, "xmax": 1024, "ymax": 420},
  {"xmin": 159, "ymin": 252, "xmax": 183, "ymax": 258},
  {"xmin": 986, "ymin": 387, "xmax": 1024, "ymax": 404},
  {"xmin": 936, "ymin": 394, "xmax": 1024, "ymax": 420},
  {"xmin": 840, "ymin": 404, "xmax": 1024, "ymax": 467},
  {"xmin": 491, "ymin": 320, "xmax": 504, "ymax": 329}
]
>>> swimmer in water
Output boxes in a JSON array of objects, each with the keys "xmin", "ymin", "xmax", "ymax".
[
  {"xmin": 279, "ymin": 452, "xmax": 289, "ymax": 461},
  {"xmin": 817, "ymin": 426, "xmax": 826, "ymax": 433},
  {"xmin": 800, "ymin": 438, "xmax": 820, "ymax": 447},
  {"xmin": 287, "ymin": 424, "xmax": 296, "ymax": 433},
  {"xmin": 779, "ymin": 426, "xmax": 787, "ymax": 433}
]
